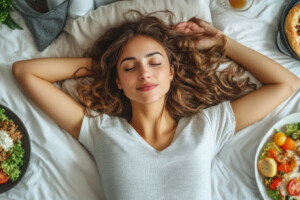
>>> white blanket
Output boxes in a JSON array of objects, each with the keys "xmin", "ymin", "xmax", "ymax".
[{"xmin": 0, "ymin": 0, "xmax": 299, "ymax": 199}]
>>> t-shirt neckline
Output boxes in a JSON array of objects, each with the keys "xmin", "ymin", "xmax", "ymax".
[{"xmin": 123, "ymin": 118, "xmax": 184, "ymax": 153}]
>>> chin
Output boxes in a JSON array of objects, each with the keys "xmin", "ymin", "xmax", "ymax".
[{"xmin": 132, "ymin": 95, "xmax": 166, "ymax": 106}]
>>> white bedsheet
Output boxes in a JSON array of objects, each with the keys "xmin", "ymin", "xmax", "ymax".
[{"xmin": 0, "ymin": 0, "xmax": 299, "ymax": 199}]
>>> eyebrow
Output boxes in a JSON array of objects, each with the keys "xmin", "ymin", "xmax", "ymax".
[{"xmin": 120, "ymin": 51, "xmax": 163, "ymax": 65}]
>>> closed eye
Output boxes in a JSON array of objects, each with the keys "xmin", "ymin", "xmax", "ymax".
[
  {"xmin": 124, "ymin": 67, "xmax": 134, "ymax": 71},
  {"xmin": 151, "ymin": 63, "xmax": 161, "ymax": 66}
]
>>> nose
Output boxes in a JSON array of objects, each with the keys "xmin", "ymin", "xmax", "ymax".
[{"xmin": 138, "ymin": 63, "xmax": 151, "ymax": 80}]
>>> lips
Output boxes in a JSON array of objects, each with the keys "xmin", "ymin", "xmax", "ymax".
[{"xmin": 137, "ymin": 83, "xmax": 158, "ymax": 91}]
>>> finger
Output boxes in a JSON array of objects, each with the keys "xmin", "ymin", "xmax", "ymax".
[
  {"xmin": 189, "ymin": 18, "xmax": 211, "ymax": 27},
  {"xmin": 189, "ymin": 23, "xmax": 205, "ymax": 33},
  {"xmin": 175, "ymin": 22, "xmax": 204, "ymax": 33},
  {"xmin": 174, "ymin": 22, "xmax": 193, "ymax": 33},
  {"xmin": 173, "ymin": 25, "xmax": 186, "ymax": 32},
  {"xmin": 189, "ymin": 18, "xmax": 217, "ymax": 35},
  {"xmin": 175, "ymin": 26, "xmax": 192, "ymax": 34},
  {"xmin": 174, "ymin": 22, "xmax": 189, "ymax": 29}
]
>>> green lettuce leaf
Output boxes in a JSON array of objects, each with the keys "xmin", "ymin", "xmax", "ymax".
[
  {"xmin": 260, "ymin": 142, "xmax": 282, "ymax": 160},
  {"xmin": 266, "ymin": 189, "xmax": 281, "ymax": 200},
  {"xmin": 1, "ymin": 141, "xmax": 24, "ymax": 181},
  {"xmin": 285, "ymin": 123, "xmax": 299, "ymax": 136},
  {"xmin": 0, "ymin": 108, "xmax": 8, "ymax": 122}
]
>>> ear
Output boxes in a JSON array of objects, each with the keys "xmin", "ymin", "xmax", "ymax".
[{"xmin": 116, "ymin": 78, "xmax": 122, "ymax": 89}]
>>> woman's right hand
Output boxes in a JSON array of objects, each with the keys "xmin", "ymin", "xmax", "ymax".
[{"xmin": 174, "ymin": 18, "xmax": 226, "ymax": 50}]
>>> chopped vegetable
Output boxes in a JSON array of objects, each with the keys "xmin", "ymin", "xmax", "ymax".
[
  {"xmin": 0, "ymin": 139, "xmax": 24, "ymax": 181},
  {"xmin": 281, "ymin": 137, "xmax": 295, "ymax": 151},
  {"xmin": 291, "ymin": 131, "xmax": 300, "ymax": 140},
  {"xmin": 0, "ymin": 169, "xmax": 9, "ymax": 184},
  {"xmin": 260, "ymin": 142, "xmax": 283, "ymax": 160},
  {"xmin": 265, "ymin": 177, "xmax": 273, "ymax": 186},
  {"xmin": 0, "ymin": 108, "xmax": 11, "ymax": 122},
  {"xmin": 269, "ymin": 177, "xmax": 282, "ymax": 190},
  {"xmin": 286, "ymin": 123, "xmax": 300, "ymax": 137},
  {"xmin": 269, "ymin": 148, "xmax": 290, "ymax": 164},
  {"xmin": 287, "ymin": 178, "xmax": 300, "ymax": 196},
  {"xmin": 277, "ymin": 163, "xmax": 291, "ymax": 174},
  {"xmin": 274, "ymin": 132, "xmax": 286, "ymax": 146},
  {"xmin": 266, "ymin": 188, "xmax": 282, "ymax": 200}
]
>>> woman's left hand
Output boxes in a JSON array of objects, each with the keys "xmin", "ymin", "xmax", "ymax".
[{"xmin": 174, "ymin": 18, "xmax": 226, "ymax": 50}]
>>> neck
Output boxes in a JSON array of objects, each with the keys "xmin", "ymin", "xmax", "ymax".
[{"xmin": 130, "ymin": 100, "xmax": 176, "ymax": 142}]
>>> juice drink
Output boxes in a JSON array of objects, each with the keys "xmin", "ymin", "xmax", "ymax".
[{"xmin": 229, "ymin": 0, "xmax": 247, "ymax": 9}]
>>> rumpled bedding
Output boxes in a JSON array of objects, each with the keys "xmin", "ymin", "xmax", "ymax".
[{"xmin": 0, "ymin": 0, "xmax": 299, "ymax": 199}]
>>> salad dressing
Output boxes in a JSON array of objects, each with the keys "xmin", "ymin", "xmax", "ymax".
[{"xmin": 0, "ymin": 130, "xmax": 13, "ymax": 152}]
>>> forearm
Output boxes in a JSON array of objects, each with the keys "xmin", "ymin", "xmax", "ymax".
[
  {"xmin": 12, "ymin": 57, "xmax": 88, "ymax": 138},
  {"xmin": 228, "ymin": 36, "xmax": 300, "ymax": 131},
  {"xmin": 225, "ymin": 37, "xmax": 300, "ymax": 90},
  {"xmin": 13, "ymin": 57, "xmax": 92, "ymax": 83}
]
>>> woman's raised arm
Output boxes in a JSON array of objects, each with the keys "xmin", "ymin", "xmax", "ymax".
[
  {"xmin": 12, "ymin": 57, "xmax": 92, "ymax": 139},
  {"xmin": 226, "ymin": 37, "xmax": 300, "ymax": 132}
]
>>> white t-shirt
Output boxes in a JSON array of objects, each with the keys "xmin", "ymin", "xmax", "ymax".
[{"xmin": 79, "ymin": 101, "xmax": 236, "ymax": 200}]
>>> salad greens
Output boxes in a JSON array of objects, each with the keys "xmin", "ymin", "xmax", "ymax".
[
  {"xmin": 0, "ymin": 108, "xmax": 11, "ymax": 122},
  {"xmin": 266, "ymin": 189, "xmax": 281, "ymax": 200},
  {"xmin": 285, "ymin": 122, "xmax": 300, "ymax": 140},
  {"xmin": 0, "ymin": 108, "xmax": 24, "ymax": 181},
  {"xmin": 260, "ymin": 142, "xmax": 282, "ymax": 160},
  {"xmin": 1, "ymin": 141, "xmax": 24, "ymax": 181}
]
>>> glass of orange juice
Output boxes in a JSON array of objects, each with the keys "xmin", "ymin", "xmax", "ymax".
[{"xmin": 218, "ymin": 0, "xmax": 254, "ymax": 11}]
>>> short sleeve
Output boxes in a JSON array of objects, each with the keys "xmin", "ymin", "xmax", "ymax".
[
  {"xmin": 78, "ymin": 114, "xmax": 101, "ymax": 155},
  {"xmin": 202, "ymin": 101, "xmax": 236, "ymax": 155}
]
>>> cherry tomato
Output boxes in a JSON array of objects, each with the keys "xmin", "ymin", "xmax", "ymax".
[
  {"xmin": 269, "ymin": 148, "xmax": 290, "ymax": 164},
  {"xmin": 287, "ymin": 178, "xmax": 300, "ymax": 196},
  {"xmin": 274, "ymin": 132, "xmax": 286, "ymax": 146},
  {"xmin": 277, "ymin": 163, "xmax": 291, "ymax": 174},
  {"xmin": 0, "ymin": 169, "xmax": 9, "ymax": 184},
  {"xmin": 269, "ymin": 148, "xmax": 278, "ymax": 159},
  {"xmin": 269, "ymin": 177, "xmax": 282, "ymax": 190},
  {"xmin": 281, "ymin": 137, "xmax": 295, "ymax": 151}
]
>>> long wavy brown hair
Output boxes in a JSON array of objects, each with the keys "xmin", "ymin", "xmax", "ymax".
[{"xmin": 76, "ymin": 13, "xmax": 256, "ymax": 122}]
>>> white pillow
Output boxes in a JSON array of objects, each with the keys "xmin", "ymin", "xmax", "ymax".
[
  {"xmin": 94, "ymin": 0, "xmax": 119, "ymax": 8},
  {"xmin": 42, "ymin": 0, "xmax": 211, "ymax": 57}
]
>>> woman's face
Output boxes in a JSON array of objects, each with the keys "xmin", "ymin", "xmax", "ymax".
[{"xmin": 116, "ymin": 35, "xmax": 173, "ymax": 105}]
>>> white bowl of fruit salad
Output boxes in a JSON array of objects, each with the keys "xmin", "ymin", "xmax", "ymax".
[{"xmin": 255, "ymin": 113, "xmax": 300, "ymax": 200}]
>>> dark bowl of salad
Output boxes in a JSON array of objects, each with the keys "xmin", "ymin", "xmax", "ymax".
[{"xmin": 0, "ymin": 104, "xmax": 30, "ymax": 193}]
